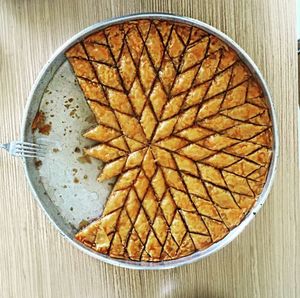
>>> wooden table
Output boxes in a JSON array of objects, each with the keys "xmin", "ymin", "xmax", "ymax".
[{"xmin": 0, "ymin": 0, "xmax": 299, "ymax": 297}]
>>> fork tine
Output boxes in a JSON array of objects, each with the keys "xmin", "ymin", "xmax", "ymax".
[
  {"xmin": 16, "ymin": 148, "xmax": 45, "ymax": 154},
  {"xmin": 15, "ymin": 152, "xmax": 45, "ymax": 158},
  {"xmin": 20, "ymin": 154, "xmax": 45, "ymax": 158},
  {"xmin": 16, "ymin": 142, "xmax": 46, "ymax": 149},
  {"xmin": 15, "ymin": 149, "xmax": 46, "ymax": 157},
  {"xmin": 16, "ymin": 147, "xmax": 46, "ymax": 153},
  {"xmin": 16, "ymin": 145, "xmax": 47, "ymax": 153}
]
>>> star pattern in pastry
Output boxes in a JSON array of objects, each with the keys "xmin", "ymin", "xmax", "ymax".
[{"xmin": 66, "ymin": 20, "xmax": 273, "ymax": 261}]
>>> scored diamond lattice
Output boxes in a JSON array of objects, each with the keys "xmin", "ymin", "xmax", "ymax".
[{"xmin": 66, "ymin": 20, "xmax": 273, "ymax": 262}]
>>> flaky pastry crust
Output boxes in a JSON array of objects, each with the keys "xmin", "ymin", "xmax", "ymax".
[{"xmin": 66, "ymin": 20, "xmax": 272, "ymax": 262}]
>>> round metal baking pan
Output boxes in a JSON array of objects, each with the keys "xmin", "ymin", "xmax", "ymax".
[{"xmin": 21, "ymin": 13, "xmax": 279, "ymax": 270}]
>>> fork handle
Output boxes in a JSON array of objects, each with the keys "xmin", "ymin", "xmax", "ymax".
[{"xmin": 0, "ymin": 143, "xmax": 8, "ymax": 151}]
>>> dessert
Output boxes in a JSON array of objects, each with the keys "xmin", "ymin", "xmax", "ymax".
[{"xmin": 66, "ymin": 19, "xmax": 273, "ymax": 261}]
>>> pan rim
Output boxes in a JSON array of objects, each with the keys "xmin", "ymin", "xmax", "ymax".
[{"xmin": 20, "ymin": 12, "xmax": 279, "ymax": 270}]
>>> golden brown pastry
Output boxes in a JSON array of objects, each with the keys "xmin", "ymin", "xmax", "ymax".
[{"xmin": 66, "ymin": 19, "xmax": 273, "ymax": 262}]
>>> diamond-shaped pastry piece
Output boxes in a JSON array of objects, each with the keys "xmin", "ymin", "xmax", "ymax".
[
  {"xmin": 152, "ymin": 117, "xmax": 178, "ymax": 142},
  {"xmin": 87, "ymin": 101, "xmax": 119, "ymax": 130},
  {"xmin": 125, "ymin": 149, "xmax": 146, "ymax": 170},
  {"xmin": 106, "ymin": 88, "xmax": 133, "ymax": 115},
  {"xmin": 162, "ymin": 233, "xmax": 178, "ymax": 259},
  {"xmin": 173, "ymin": 153, "xmax": 198, "ymax": 176},
  {"xmin": 199, "ymin": 114, "xmax": 238, "ymax": 132},
  {"xmin": 125, "ymin": 189, "xmax": 140, "ymax": 223},
  {"xmin": 182, "ymin": 173, "xmax": 208, "ymax": 199},
  {"xmin": 178, "ymin": 144, "xmax": 215, "ymax": 161},
  {"xmin": 78, "ymin": 78, "xmax": 107, "ymax": 104},
  {"xmin": 217, "ymin": 207, "xmax": 245, "ymax": 229},
  {"xmin": 197, "ymin": 163, "xmax": 226, "ymax": 187},
  {"xmin": 152, "ymin": 211, "xmax": 168, "ymax": 244},
  {"xmin": 125, "ymin": 137, "xmax": 145, "ymax": 152},
  {"xmin": 146, "ymin": 24, "xmax": 164, "ymax": 70},
  {"xmin": 98, "ymin": 157, "xmax": 126, "ymax": 182},
  {"xmin": 190, "ymin": 233, "xmax": 212, "ymax": 250},
  {"xmin": 176, "ymin": 126, "xmax": 214, "ymax": 142},
  {"xmin": 85, "ymin": 144, "xmax": 126, "ymax": 162},
  {"xmin": 171, "ymin": 66, "xmax": 199, "ymax": 96},
  {"xmin": 159, "ymin": 58, "xmax": 177, "ymax": 94},
  {"xmin": 167, "ymin": 30, "xmax": 185, "ymax": 67},
  {"xmin": 105, "ymin": 25, "xmax": 125, "ymax": 61},
  {"xmin": 149, "ymin": 81, "xmax": 168, "ymax": 119},
  {"xmin": 181, "ymin": 211, "xmax": 208, "ymax": 234},
  {"xmin": 176, "ymin": 233, "xmax": 195, "ymax": 258},
  {"xmin": 162, "ymin": 167, "xmax": 185, "ymax": 191},
  {"xmin": 142, "ymin": 187, "xmax": 158, "ymax": 223},
  {"xmin": 247, "ymin": 147, "xmax": 272, "ymax": 165},
  {"xmin": 140, "ymin": 105, "xmax": 157, "ymax": 140},
  {"xmin": 134, "ymin": 170, "xmax": 149, "ymax": 200},
  {"xmin": 84, "ymin": 42, "xmax": 114, "ymax": 65},
  {"xmin": 145, "ymin": 231, "xmax": 162, "ymax": 260},
  {"xmin": 68, "ymin": 58, "xmax": 97, "ymax": 82},
  {"xmin": 127, "ymin": 229, "xmax": 143, "ymax": 261},
  {"xmin": 134, "ymin": 209, "xmax": 150, "ymax": 244},
  {"xmin": 108, "ymin": 136, "xmax": 128, "ymax": 152},
  {"xmin": 113, "ymin": 168, "xmax": 140, "ymax": 191},
  {"xmin": 67, "ymin": 19, "xmax": 273, "ymax": 262},
  {"xmin": 174, "ymin": 106, "xmax": 198, "ymax": 132},
  {"xmin": 191, "ymin": 195, "xmax": 221, "ymax": 220},
  {"xmin": 229, "ymin": 63, "xmax": 250, "ymax": 88},
  {"xmin": 197, "ymin": 94, "xmax": 223, "ymax": 120},
  {"xmin": 170, "ymin": 188, "xmax": 195, "ymax": 212},
  {"xmin": 151, "ymin": 168, "xmax": 166, "ymax": 200},
  {"xmin": 194, "ymin": 50, "xmax": 221, "ymax": 84},
  {"xmin": 203, "ymin": 152, "xmax": 240, "ymax": 168},
  {"xmin": 142, "ymin": 149, "xmax": 156, "ymax": 179},
  {"xmin": 218, "ymin": 49, "xmax": 238, "ymax": 71},
  {"xmin": 221, "ymin": 103, "xmax": 262, "ymax": 121},
  {"xmin": 223, "ymin": 141, "xmax": 261, "ymax": 156},
  {"xmin": 151, "ymin": 146, "xmax": 177, "ymax": 169},
  {"xmin": 198, "ymin": 134, "xmax": 238, "ymax": 151},
  {"xmin": 221, "ymin": 81, "xmax": 248, "ymax": 110},
  {"xmin": 205, "ymin": 182, "xmax": 239, "ymax": 209},
  {"xmin": 118, "ymin": 45, "xmax": 136, "ymax": 91},
  {"xmin": 205, "ymin": 66, "xmax": 232, "ymax": 99},
  {"xmin": 170, "ymin": 211, "xmax": 187, "ymax": 245},
  {"xmin": 202, "ymin": 217, "xmax": 228, "ymax": 242},
  {"xmin": 224, "ymin": 159, "xmax": 260, "ymax": 177},
  {"xmin": 125, "ymin": 27, "xmax": 143, "ymax": 63},
  {"xmin": 224, "ymin": 123, "xmax": 266, "ymax": 140},
  {"xmin": 115, "ymin": 111, "xmax": 146, "ymax": 143},
  {"xmin": 128, "ymin": 79, "xmax": 147, "ymax": 116},
  {"xmin": 139, "ymin": 49, "xmax": 156, "ymax": 96},
  {"xmin": 83, "ymin": 125, "xmax": 120, "ymax": 142},
  {"xmin": 108, "ymin": 233, "xmax": 124, "ymax": 259},
  {"xmin": 161, "ymin": 93, "xmax": 186, "ymax": 120},
  {"xmin": 181, "ymin": 37, "xmax": 209, "ymax": 72},
  {"xmin": 65, "ymin": 43, "xmax": 87, "ymax": 59},
  {"xmin": 93, "ymin": 62, "xmax": 123, "ymax": 90},
  {"xmin": 160, "ymin": 191, "xmax": 177, "ymax": 225},
  {"xmin": 157, "ymin": 136, "xmax": 188, "ymax": 151},
  {"xmin": 102, "ymin": 189, "xmax": 130, "ymax": 216}
]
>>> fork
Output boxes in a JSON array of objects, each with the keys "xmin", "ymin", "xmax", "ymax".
[{"xmin": 0, "ymin": 141, "xmax": 46, "ymax": 158}]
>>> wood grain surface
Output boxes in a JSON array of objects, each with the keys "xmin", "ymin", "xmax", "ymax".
[{"xmin": 0, "ymin": 0, "xmax": 299, "ymax": 297}]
